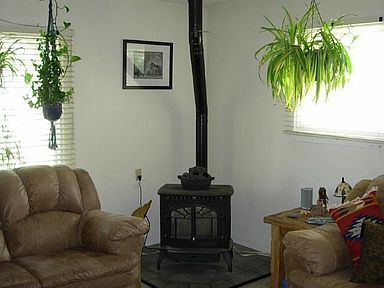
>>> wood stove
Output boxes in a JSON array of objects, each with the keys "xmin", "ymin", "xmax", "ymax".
[
  {"xmin": 157, "ymin": 0, "xmax": 234, "ymax": 272},
  {"xmin": 157, "ymin": 184, "xmax": 234, "ymax": 271}
]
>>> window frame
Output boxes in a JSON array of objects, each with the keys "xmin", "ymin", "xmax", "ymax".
[{"xmin": 284, "ymin": 18, "xmax": 384, "ymax": 145}]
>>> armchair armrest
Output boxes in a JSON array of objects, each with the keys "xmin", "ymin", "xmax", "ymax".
[
  {"xmin": 79, "ymin": 210, "xmax": 149, "ymax": 255},
  {"xmin": 282, "ymin": 223, "xmax": 351, "ymax": 275}
]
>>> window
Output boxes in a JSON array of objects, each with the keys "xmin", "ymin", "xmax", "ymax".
[
  {"xmin": 286, "ymin": 21, "xmax": 384, "ymax": 143},
  {"xmin": 0, "ymin": 29, "xmax": 75, "ymax": 169}
]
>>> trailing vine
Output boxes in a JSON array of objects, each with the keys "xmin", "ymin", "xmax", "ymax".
[
  {"xmin": 24, "ymin": 0, "xmax": 80, "ymax": 149},
  {"xmin": 25, "ymin": 0, "xmax": 80, "ymax": 108}
]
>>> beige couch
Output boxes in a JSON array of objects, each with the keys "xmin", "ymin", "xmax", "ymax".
[
  {"xmin": 0, "ymin": 165, "xmax": 149, "ymax": 288},
  {"xmin": 282, "ymin": 176, "xmax": 384, "ymax": 288}
]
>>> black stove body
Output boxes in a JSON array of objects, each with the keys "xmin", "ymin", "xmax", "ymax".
[{"xmin": 157, "ymin": 184, "xmax": 234, "ymax": 271}]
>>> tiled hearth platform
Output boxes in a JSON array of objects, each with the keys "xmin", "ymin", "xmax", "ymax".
[{"xmin": 141, "ymin": 243, "xmax": 270, "ymax": 288}]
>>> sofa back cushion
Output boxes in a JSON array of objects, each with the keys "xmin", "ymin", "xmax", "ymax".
[
  {"xmin": 14, "ymin": 166, "xmax": 62, "ymax": 214},
  {"xmin": 346, "ymin": 179, "xmax": 371, "ymax": 202},
  {"xmin": 0, "ymin": 165, "xmax": 101, "ymax": 258},
  {"xmin": 0, "ymin": 229, "xmax": 10, "ymax": 262},
  {"xmin": 365, "ymin": 175, "xmax": 384, "ymax": 214},
  {"xmin": 73, "ymin": 168, "xmax": 101, "ymax": 211},
  {"xmin": 346, "ymin": 175, "xmax": 384, "ymax": 213},
  {"xmin": 0, "ymin": 170, "xmax": 30, "ymax": 227}
]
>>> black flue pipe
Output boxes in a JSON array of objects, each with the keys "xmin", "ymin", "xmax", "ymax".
[{"xmin": 188, "ymin": 0, "xmax": 208, "ymax": 169}]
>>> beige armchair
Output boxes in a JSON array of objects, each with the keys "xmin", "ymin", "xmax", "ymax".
[{"xmin": 0, "ymin": 165, "xmax": 149, "ymax": 288}]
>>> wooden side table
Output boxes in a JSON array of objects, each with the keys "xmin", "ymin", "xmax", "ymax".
[{"xmin": 264, "ymin": 208, "xmax": 314, "ymax": 288}]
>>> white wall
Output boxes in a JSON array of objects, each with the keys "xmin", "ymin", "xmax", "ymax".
[
  {"xmin": 71, "ymin": 0, "xmax": 196, "ymax": 245},
  {"xmin": 206, "ymin": 0, "xmax": 384, "ymax": 252},
  {"xmin": 0, "ymin": 0, "xmax": 195, "ymax": 245}
]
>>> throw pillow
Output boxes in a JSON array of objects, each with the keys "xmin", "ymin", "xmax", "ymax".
[
  {"xmin": 329, "ymin": 191, "xmax": 384, "ymax": 270},
  {"xmin": 351, "ymin": 221, "xmax": 384, "ymax": 284},
  {"xmin": 131, "ymin": 200, "xmax": 152, "ymax": 218}
]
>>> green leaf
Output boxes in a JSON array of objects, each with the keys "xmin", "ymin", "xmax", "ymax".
[
  {"xmin": 70, "ymin": 55, "xmax": 81, "ymax": 63},
  {"xmin": 63, "ymin": 21, "xmax": 71, "ymax": 29},
  {"xmin": 24, "ymin": 72, "xmax": 33, "ymax": 84},
  {"xmin": 58, "ymin": 45, "xmax": 68, "ymax": 56},
  {"xmin": 64, "ymin": 5, "xmax": 70, "ymax": 13}
]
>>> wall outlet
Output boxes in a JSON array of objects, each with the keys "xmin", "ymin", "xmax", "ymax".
[{"xmin": 135, "ymin": 168, "xmax": 142, "ymax": 181}]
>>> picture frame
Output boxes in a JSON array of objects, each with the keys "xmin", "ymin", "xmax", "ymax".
[{"xmin": 123, "ymin": 39, "xmax": 173, "ymax": 89}]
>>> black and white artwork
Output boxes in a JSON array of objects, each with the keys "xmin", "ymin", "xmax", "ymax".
[
  {"xmin": 123, "ymin": 40, "xmax": 173, "ymax": 89},
  {"xmin": 133, "ymin": 51, "xmax": 163, "ymax": 79}
]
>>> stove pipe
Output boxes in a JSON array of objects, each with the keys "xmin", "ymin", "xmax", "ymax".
[{"xmin": 188, "ymin": 0, "xmax": 208, "ymax": 169}]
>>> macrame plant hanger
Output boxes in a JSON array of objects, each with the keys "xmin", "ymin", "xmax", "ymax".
[
  {"xmin": 310, "ymin": 0, "xmax": 324, "ymax": 29},
  {"xmin": 48, "ymin": 121, "xmax": 57, "ymax": 150},
  {"xmin": 45, "ymin": 0, "xmax": 59, "ymax": 150}
]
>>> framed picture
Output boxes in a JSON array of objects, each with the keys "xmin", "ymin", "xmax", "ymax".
[{"xmin": 123, "ymin": 39, "xmax": 173, "ymax": 89}]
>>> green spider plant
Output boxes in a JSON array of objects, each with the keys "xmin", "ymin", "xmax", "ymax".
[
  {"xmin": 255, "ymin": 2, "xmax": 353, "ymax": 110},
  {"xmin": 0, "ymin": 37, "xmax": 23, "ymax": 88}
]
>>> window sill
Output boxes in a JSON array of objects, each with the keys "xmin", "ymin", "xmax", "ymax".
[{"xmin": 284, "ymin": 130, "xmax": 384, "ymax": 148}]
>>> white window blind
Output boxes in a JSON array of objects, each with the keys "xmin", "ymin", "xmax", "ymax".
[
  {"xmin": 0, "ymin": 30, "xmax": 75, "ymax": 169},
  {"xmin": 286, "ymin": 21, "xmax": 384, "ymax": 143}
]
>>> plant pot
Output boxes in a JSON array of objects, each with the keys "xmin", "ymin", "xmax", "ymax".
[{"xmin": 43, "ymin": 103, "xmax": 62, "ymax": 122}]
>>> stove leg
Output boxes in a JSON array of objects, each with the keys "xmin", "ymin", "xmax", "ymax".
[
  {"xmin": 223, "ymin": 250, "xmax": 233, "ymax": 272},
  {"xmin": 157, "ymin": 249, "xmax": 167, "ymax": 270}
]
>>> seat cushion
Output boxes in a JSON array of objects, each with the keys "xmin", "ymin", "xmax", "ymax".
[
  {"xmin": 0, "ymin": 261, "xmax": 40, "ymax": 288},
  {"xmin": 288, "ymin": 268, "xmax": 383, "ymax": 288},
  {"xmin": 14, "ymin": 249, "xmax": 140, "ymax": 288}
]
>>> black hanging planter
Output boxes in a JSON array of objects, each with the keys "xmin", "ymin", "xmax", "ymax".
[
  {"xmin": 43, "ymin": 103, "xmax": 62, "ymax": 121},
  {"xmin": 43, "ymin": 103, "xmax": 62, "ymax": 150}
]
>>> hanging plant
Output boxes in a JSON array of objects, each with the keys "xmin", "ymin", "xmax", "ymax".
[
  {"xmin": 0, "ymin": 39, "xmax": 24, "ymax": 169},
  {"xmin": 25, "ymin": 0, "xmax": 80, "ymax": 149},
  {"xmin": 255, "ymin": 1, "xmax": 353, "ymax": 111},
  {"xmin": 0, "ymin": 114, "xmax": 23, "ymax": 169},
  {"xmin": 0, "ymin": 37, "xmax": 23, "ymax": 88}
]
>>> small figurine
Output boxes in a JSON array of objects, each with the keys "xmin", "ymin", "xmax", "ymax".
[
  {"xmin": 312, "ymin": 187, "xmax": 328, "ymax": 216},
  {"xmin": 318, "ymin": 187, "xmax": 328, "ymax": 208}
]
